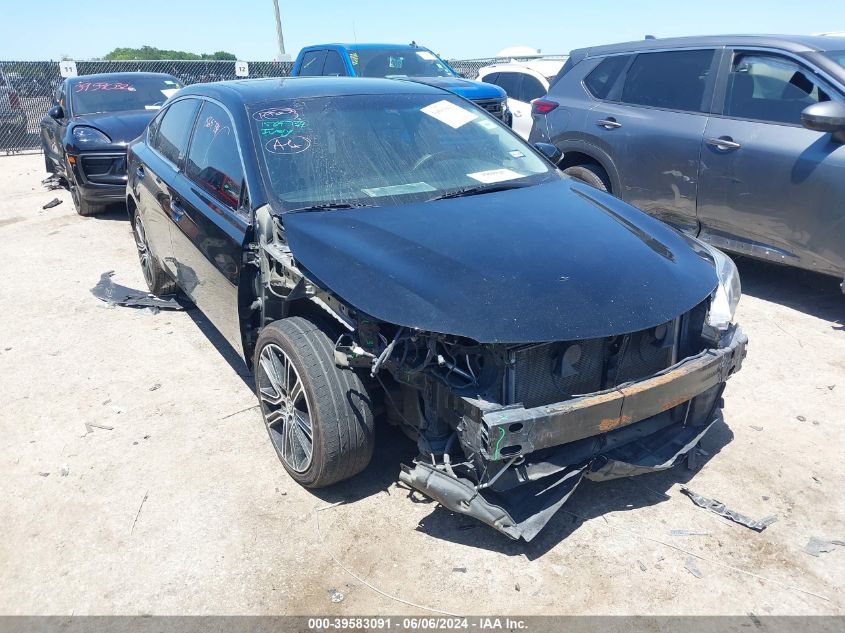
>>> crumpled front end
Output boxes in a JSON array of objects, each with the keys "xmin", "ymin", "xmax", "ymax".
[{"xmin": 392, "ymin": 312, "xmax": 747, "ymax": 541}]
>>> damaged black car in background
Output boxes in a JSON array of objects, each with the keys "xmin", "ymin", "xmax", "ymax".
[
  {"xmin": 41, "ymin": 72, "xmax": 182, "ymax": 216},
  {"xmin": 126, "ymin": 77, "xmax": 747, "ymax": 541}
]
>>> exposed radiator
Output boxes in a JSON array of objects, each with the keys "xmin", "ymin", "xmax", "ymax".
[{"xmin": 506, "ymin": 319, "xmax": 680, "ymax": 408}]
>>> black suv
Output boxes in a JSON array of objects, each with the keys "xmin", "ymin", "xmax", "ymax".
[
  {"xmin": 530, "ymin": 35, "xmax": 845, "ymax": 286},
  {"xmin": 41, "ymin": 72, "xmax": 182, "ymax": 215}
]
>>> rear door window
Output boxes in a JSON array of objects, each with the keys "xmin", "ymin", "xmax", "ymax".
[
  {"xmin": 723, "ymin": 53, "xmax": 832, "ymax": 125},
  {"xmin": 152, "ymin": 98, "xmax": 200, "ymax": 165},
  {"xmin": 583, "ymin": 55, "xmax": 631, "ymax": 99},
  {"xmin": 620, "ymin": 49, "xmax": 715, "ymax": 112},
  {"xmin": 322, "ymin": 51, "xmax": 348, "ymax": 76},
  {"xmin": 186, "ymin": 101, "xmax": 244, "ymax": 210},
  {"xmin": 298, "ymin": 50, "xmax": 327, "ymax": 76},
  {"xmin": 520, "ymin": 74, "xmax": 547, "ymax": 102}
]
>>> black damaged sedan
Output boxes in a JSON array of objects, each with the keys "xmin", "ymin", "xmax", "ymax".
[
  {"xmin": 126, "ymin": 77, "xmax": 747, "ymax": 541},
  {"xmin": 41, "ymin": 72, "xmax": 182, "ymax": 215}
]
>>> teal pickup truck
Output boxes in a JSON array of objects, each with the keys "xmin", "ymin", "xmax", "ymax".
[{"xmin": 290, "ymin": 43, "xmax": 511, "ymax": 125}]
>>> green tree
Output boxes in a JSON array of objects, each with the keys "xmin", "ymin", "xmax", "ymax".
[{"xmin": 103, "ymin": 46, "xmax": 237, "ymax": 61}]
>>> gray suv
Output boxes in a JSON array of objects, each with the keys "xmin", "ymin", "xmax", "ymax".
[{"xmin": 530, "ymin": 36, "xmax": 845, "ymax": 286}]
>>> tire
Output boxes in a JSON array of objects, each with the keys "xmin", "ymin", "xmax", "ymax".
[
  {"xmin": 69, "ymin": 176, "xmax": 104, "ymax": 216},
  {"xmin": 563, "ymin": 163, "xmax": 611, "ymax": 193},
  {"xmin": 132, "ymin": 208, "xmax": 178, "ymax": 296},
  {"xmin": 254, "ymin": 317, "xmax": 375, "ymax": 488}
]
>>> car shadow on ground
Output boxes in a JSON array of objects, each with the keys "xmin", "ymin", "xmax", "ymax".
[
  {"xmin": 310, "ymin": 421, "xmax": 418, "ymax": 505},
  {"xmin": 735, "ymin": 257, "xmax": 844, "ymax": 326},
  {"xmin": 181, "ymin": 306, "xmax": 254, "ymax": 390},
  {"xmin": 90, "ymin": 204, "xmax": 131, "ymax": 222},
  {"xmin": 310, "ymin": 412, "xmax": 735, "ymax": 558},
  {"xmin": 404, "ymin": 416, "xmax": 735, "ymax": 558}
]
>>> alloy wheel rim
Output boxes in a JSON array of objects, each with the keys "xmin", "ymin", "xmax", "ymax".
[
  {"xmin": 256, "ymin": 343, "xmax": 314, "ymax": 473},
  {"xmin": 132, "ymin": 215, "xmax": 154, "ymax": 288}
]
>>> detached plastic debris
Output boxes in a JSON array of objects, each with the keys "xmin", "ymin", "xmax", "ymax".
[
  {"xmin": 91, "ymin": 271, "xmax": 183, "ymax": 313},
  {"xmin": 680, "ymin": 486, "xmax": 777, "ymax": 532},
  {"xmin": 42, "ymin": 198, "xmax": 62, "ymax": 209},
  {"xmin": 684, "ymin": 556, "xmax": 703, "ymax": 578},
  {"xmin": 804, "ymin": 536, "xmax": 842, "ymax": 557},
  {"xmin": 41, "ymin": 175, "xmax": 63, "ymax": 190}
]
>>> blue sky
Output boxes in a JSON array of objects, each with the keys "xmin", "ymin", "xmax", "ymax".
[{"xmin": 3, "ymin": 0, "xmax": 844, "ymax": 61}]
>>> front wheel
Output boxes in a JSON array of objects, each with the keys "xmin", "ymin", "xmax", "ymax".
[
  {"xmin": 69, "ymin": 175, "xmax": 105, "ymax": 216},
  {"xmin": 254, "ymin": 317, "xmax": 375, "ymax": 488}
]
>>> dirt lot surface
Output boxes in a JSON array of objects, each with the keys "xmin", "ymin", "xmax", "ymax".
[{"xmin": 1, "ymin": 153, "xmax": 843, "ymax": 615}]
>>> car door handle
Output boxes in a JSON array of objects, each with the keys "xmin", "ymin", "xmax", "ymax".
[
  {"xmin": 706, "ymin": 136, "xmax": 741, "ymax": 151},
  {"xmin": 596, "ymin": 118, "xmax": 622, "ymax": 129},
  {"xmin": 513, "ymin": 111, "xmax": 523, "ymax": 117},
  {"xmin": 170, "ymin": 198, "xmax": 185, "ymax": 221}
]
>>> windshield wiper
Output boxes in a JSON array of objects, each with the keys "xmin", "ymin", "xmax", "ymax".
[
  {"xmin": 287, "ymin": 202, "xmax": 374, "ymax": 213},
  {"xmin": 428, "ymin": 182, "xmax": 530, "ymax": 201}
]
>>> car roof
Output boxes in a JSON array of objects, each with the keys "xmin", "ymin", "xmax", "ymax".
[
  {"xmin": 571, "ymin": 34, "xmax": 845, "ymax": 58},
  {"xmin": 179, "ymin": 76, "xmax": 449, "ymax": 107},
  {"xmin": 66, "ymin": 72, "xmax": 179, "ymax": 83},
  {"xmin": 479, "ymin": 59, "xmax": 567, "ymax": 76},
  {"xmin": 303, "ymin": 43, "xmax": 433, "ymax": 51}
]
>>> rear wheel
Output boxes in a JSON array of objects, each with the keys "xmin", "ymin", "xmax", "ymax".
[
  {"xmin": 132, "ymin": 208, "xmax": 177, "ymax": 296},
  {"xmin": 563, "ymin": 163, "xmax": 611, "ymax": 193},
  {"xmin": 254, "ymin": 317, "xmax": 375, "ymax": 488}
]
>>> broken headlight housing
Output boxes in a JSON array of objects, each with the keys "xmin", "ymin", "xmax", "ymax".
[
  {"xmin": 703, "ymin": 243, "xmax": 741, "ymax": 330},
  {"xmin": 73, "ymin": 126, "xmax": 111, "ymax": 145}
]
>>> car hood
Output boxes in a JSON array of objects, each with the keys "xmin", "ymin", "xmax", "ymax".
[
  {"xmin": 401, "ymin": 77, "xmax": 506, "ymax": 100},
  {"xmin": 73, "ymin": 109, "xmax": 157, "ymax": 144},
  {"xmin": 283, "ymin": 179, "xmax": 718, "ymax": 343}
]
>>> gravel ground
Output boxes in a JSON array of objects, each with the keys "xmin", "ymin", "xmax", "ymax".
[{"xmin": 1, "ymin": 153, "xmax": 843, "ymax": 615}]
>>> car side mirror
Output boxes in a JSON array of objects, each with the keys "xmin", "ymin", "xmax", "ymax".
[
  {"xmin": 48, "ymin": 105, "xmax": 64, "ymax": 120},
  {"xmin": 801, "ymin": 101, "xmax": 845, "ymax": 142},
  {"xmin": 534, "ymin": 142, "xmax": 562, "ymax": 165}
]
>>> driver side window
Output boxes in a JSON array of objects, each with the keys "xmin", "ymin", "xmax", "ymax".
[{"xmin": 724, "ymin": 53, "xmax": 831, "ymax": 125}]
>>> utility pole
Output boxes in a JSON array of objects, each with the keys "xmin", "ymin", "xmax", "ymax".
[{"xmin": 272, "ymin": 0, "xmax": 289, "ymax": 61}]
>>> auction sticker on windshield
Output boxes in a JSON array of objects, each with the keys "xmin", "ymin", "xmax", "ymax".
[
  {"xmin": 416, "ymin": 51, "xmax": 437, "ymax": 61},
  {"xmin": 467, "ymin": 168, "xmax": 525, "ymax": 184},
  {"xmin": 421, "ymin": 100, "xmax": 478, "ymax": 128},
  {"xmin": 361, "ymin": 182, "xmax": 436, "ymax": 197}
]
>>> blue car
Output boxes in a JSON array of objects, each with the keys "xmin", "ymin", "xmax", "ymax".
[{"xmin": 290, "ymin": 43, "xmax": 510, "ymax": 124}]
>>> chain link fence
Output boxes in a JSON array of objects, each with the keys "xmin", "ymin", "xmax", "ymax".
[{"xmin": 0, "ymin": 57, "xmax": 561, "ymax": 154}]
